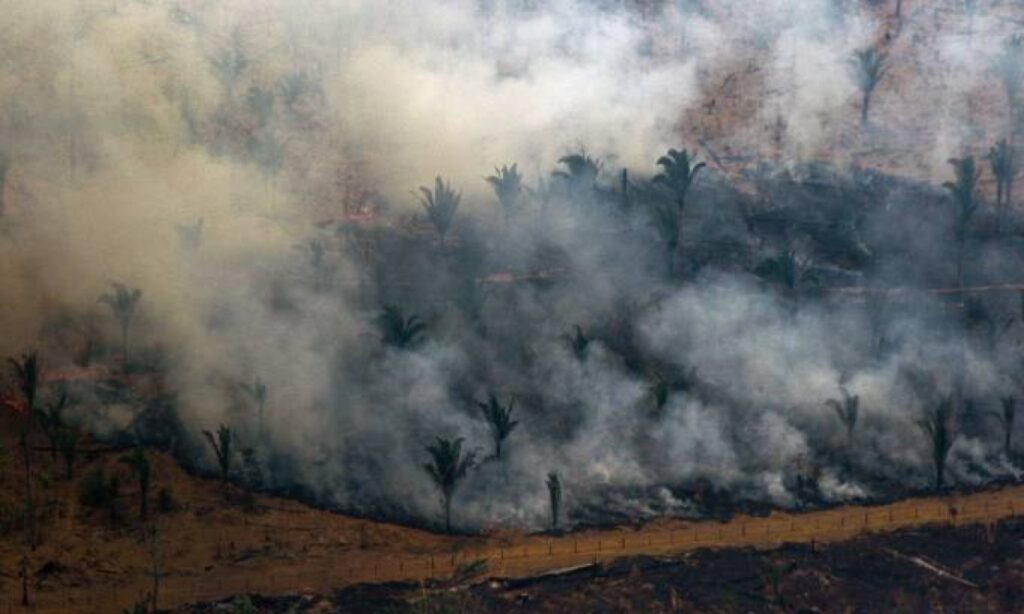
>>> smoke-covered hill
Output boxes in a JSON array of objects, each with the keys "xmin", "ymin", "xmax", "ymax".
[{"xmin": 3, "ymin": 0, "xmax": 1024, "ymax": 531}]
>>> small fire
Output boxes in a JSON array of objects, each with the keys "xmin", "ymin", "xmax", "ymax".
[{"xmin": 2, "ymin": 390, "xmax": 27, "ymax": 415}]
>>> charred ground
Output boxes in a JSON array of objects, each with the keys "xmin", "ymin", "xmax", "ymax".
[{"xmin": 185, "ymin": 518, "xmax": 1024, "ymax": 613}]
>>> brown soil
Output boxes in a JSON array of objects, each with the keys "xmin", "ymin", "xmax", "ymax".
[{"xmin": 1, "ymin": 423, "xmax": 1022, "ymax": 613}]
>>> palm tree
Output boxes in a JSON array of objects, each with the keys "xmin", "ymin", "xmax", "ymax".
[
  {"xmin": 477, "ymin": 394, "xmax": 519, "ymax": 460},
  {"xmin": 484, "ymin": 164, "xmax": 524, "ymax": 223},
  {"xmin": 120, "ymin": 445, "xmax": 151, "ymax": 520},
  {"xmin": 996, "ymin": 396, "xmax": 1016, "ymax": 457},
  {"xmin": 653, "ymin": 148, "xmax": 706, "ymax": 214},
  {"xmin": 563, "ymin": 325, "xmax": 590, "ymax": 361},
  {"xmin": 552, "ymin": 152, "xmax": 601, "ymax": 203},
  {"xmin": 7, "ymin": 352, "xmax": 38, "ymax": 549},
  {"xmin": 176, "ymin": 218, "xmax": 204, "ymax": 251},
  {"xmin": 98, "ymin": 282, "xmax": 142, "ymax": 368},
  {"xmin": 917, "ymin": 396, "xmax": 956, "ymax": 490},
  {"xmin": 240, "ymin": 377, "xmax": 268, "ymax": 444},
  {"xmin": 753, "ymin": 250, "xmax": 813, "ymax": 294},
  {"xmin": 648, "ymin": 374, "xmax": 670, "ymax": 413},
  {"xmin": 423, "ymin": 437, "xmax": 476, "ymax": 533},
  {"xmin": 652, "ymin": 201, "xmax": 681, "ymax": 275},
  {"xmin": 546, "ymin": 472, "xmax": 562, "ymax": 531},
  {"xmin": 35, "ymin": 391, "xmax": 66, "ymax": 463},
  {"xmin": 415, "ymin": 176, "xmax": 461, "ymax": 248},
  {"xmin": 987, "ymin": 139, "xmax": 1017, "ymax": 233},
  {"xmin": 850, "ymin": 48, "xmax": 887, "ymax": 126},
  {"xmin": 378, "ymin": 305, "xmax": 427, "ymax": 349},
  {"xmin": 825, "ymin": 389, "xmax": 860, "ymax": 449},
  {"xmin": 203, "ymin": 425, "xmax": 234, "ymax": 490},
  {"xmin": 995, "ymin": 34, "xmax": 1024, "ymax": 120},
  {"xmin": 56, "ymin": 426, "xmax": 77, "ymax": 480},
  {"xmin": 210, "ymin": 26, "xmax": 248, "ymax": 96},
  {"xmin": 0, "ymin": 152, "xmax": 9, "ymax": 216},
  {"xmin": 943, "ymin": 157, "xmax": 981, "ymax": 289}
]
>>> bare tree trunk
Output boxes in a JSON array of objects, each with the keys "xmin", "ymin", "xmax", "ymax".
[
  {"xmin": 21, "ymin": 430, "xmax": 34, "ymax": 551},
  {"xmin": 444, "ymin": 494, "xmax": 452, "ymax": 534},
  {"xmin": 1008, "ymin": 163, "xmax": 1016, "ymax": 230},
  {"xmin": 20, "ymin": 551, "xmax": 29, "ymax": 606},
  {"xmin": 149, "ymin": 525, "xmax": 161, "ymax": 612},
  {"xmin": 121, "ymin": 322, "xmax": 129, "ymax": 368}
]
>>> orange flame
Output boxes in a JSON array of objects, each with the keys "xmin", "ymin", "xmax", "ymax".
[{"xmin": 2, "ymin": 390, "xmax": 26, "ymax": 415}]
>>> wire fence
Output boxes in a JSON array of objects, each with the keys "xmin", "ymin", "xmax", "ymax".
[{"xmin": 5, "ymin": 490, "xmax": 1024, "ymax": 613}]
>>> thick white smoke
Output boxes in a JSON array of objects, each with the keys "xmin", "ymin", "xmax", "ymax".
[{"xmin": 2, "ymin": 0, "xmax": 1023, "ymax": 531}]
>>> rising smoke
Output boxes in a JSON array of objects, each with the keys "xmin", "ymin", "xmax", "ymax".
[{"xmin": 2, "ymin": 0, "xmax": 1023, "ymax": 530}]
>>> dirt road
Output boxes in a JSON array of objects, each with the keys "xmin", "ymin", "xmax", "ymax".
[{"xmin": 13, "ymin": 485, "xmax": 1024, "ymax": 613}]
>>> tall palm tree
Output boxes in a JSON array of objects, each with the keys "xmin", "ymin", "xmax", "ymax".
[
  {"xmin": 653, "ymin": 148, "xmax": 706, "ymax": 214},
  {"xmin": 98, "ymin": 282, "xmax": 142, "ymax": 368},
  {"xmin": 917, "ymin": 396, "xmax": 956, "ymax": 490},
  {"xmin": 7, "ymin": 352, "xmax": 38, "ymax": 549},
  {"xmin": 423, "ymin": 437, "xmax": 476, "ymax": 533},
  {"xmin": 0, "ymin": 152, "xmax": 9, "ymax": 216},
  {"xmin": 850, "ymin": 48, "xmax": 887, "ymax": 126},
  {"xmin": 484, "ymin": 164, "xmax": 524, "ymax": 223},
  {"xmin": 203, "ymin": 425, "xmax": 234, "ymax": 491},
  {"xmin": 378, "ymin": 305, "xmax": 427, "ymax": 349},
  {"xmin": 995, "ymin": 34, "xmax": 1024, "ymax": 122},
  {"xmin": 652, "ymin": 201, "xmax": 681, "ymax": 276},
  {"xmin": 825, "ymin": 389, "xmax": 860, "ymax": 450},
  {"xmin": 176, "ymin": 218, "xmax": 204, "ymax": 252},
  {"xmin": 563, "ymin": 325, "xmax": 590, "ymax": 361},
  {"xmin": 996, "ymin": 396, "xmax": 1016, "ymax": 457},
  {"xmin": 240, "ymin": 377, "xmax": 268, "ymax": 444},
  {"xmin": 120, "ymin": 445, "xmax": 151, "ymax": 520},
  {"xmin": 56, "ymin": 426, "xmax": 78, "ymax": 480},
  {"xmin": 546, "ymin": 472, "xmax": 562, "ymax": 531},
  {"xmin": 987, "ymin": 139, "xmax": 1017, "ymax": 233},
  {"xmin": 754, "ymin": 250, "xmax": 801, "ymax": 291},
  {"xmin": 943, "ymin": 157, "xmax": 981, "ymax": 289},
  {"xmin": 415, "ymin": 176, "xmax": 461, "ymax": 248},
  {"xmin": 477, "ymin": 393, "xmax": 519, "ymax": 460},
  {"xmin": 210, "ymin": 27, "xmax": 248, "ymax": 96},
  {"xmin": 35, "ymin": 391, "xmax": 67, "ymax": 463},
  {"xmin": 553, "ymin": 152, "xmax": 601, "ymax": 204}
]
